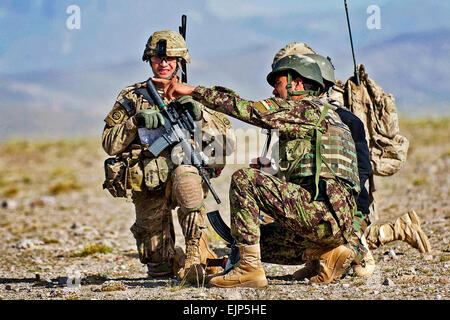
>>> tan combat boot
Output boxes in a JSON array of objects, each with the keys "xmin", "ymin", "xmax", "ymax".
[
  {"xmin": 208, "ymin": 244, "xmax": 268, "ymax": 288},
  {"xmin": 365, "ymin": 211, "xmax": 431, "ymax": 253},
  {"xmin": 304, "ymin": 245, "xmax": 355, "ymax": 284},
  {"xmin": 178, "ymin": 238, "xmax": 204, "ymax": 285},
  {"xmin": 292, "ymin": 260, "xmax": 319, "ymax": 280},
  {"xmin": 352, "ymin": 235, "xmax": 376, "ymax": 278},
  {"xmin": 199, "ymin": 231, "xmax": 220, "ymax": 275}
]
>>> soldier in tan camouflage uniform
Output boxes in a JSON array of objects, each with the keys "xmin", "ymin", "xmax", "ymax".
[{"xmin": 102, "ymin": 30, "xmax": 234, "ymax": 283}]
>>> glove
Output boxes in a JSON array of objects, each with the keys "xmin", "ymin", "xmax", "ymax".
[
  {"xmin": 177, "ymin": 96, "xmax": 203, "ymax": 121},
  {"xmin": 134, "ymin": 109, "xmax": 165, "ymax": 129}
]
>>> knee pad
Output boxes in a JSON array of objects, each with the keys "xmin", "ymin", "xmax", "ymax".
[{"xmin": 172, "ymin": 165, "xmax": 204, "ymax": 212}]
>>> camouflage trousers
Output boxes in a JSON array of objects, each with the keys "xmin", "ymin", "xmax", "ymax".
[
  {"xmin": 130, "ymin": 165, "xmax": 207, "ymax": 274},
  {"xmin": 230, "ymin": 168, "xmax": 357, "ymax": 260}
]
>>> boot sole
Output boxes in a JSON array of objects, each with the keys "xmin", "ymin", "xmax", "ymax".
[
  {"xmin": 330, "ymin": 248, "xmax": 355, "ymax": 283},
  {"xmin": 311, "ymin": 248, "xmax": 355, "ymax": 284},
  {"xmin": 208, "ymin": 279, "xmax": 268, "ymax": 289}
]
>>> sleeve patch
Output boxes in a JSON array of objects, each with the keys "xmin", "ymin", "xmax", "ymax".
[
  {"xmin": 104, "ymin": 105, "xmax": 126, "ymax": 126},
  {"xmin": 253, "ymin": 99, "xmax": 278, "ymax": 114}
]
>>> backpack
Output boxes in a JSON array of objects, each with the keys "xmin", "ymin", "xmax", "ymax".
[
  {"xmin": 336, "ymin": 64, "xmax": 409, "ymax": 177},
  {"xmin": 331, "ymin": 64, "xmax": 409, "ymax": 222}
]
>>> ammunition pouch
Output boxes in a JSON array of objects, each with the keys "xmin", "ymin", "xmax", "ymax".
[
  {"xmin": 143, "ymin": 156, "xmax": 172, "ymax": 191},
  {"xmin": 103, "ymin": 157, "xmax": 127, "ymax": 198},
  {"xmin": 103, "ymin": 144, "xmax": 144, "ymax": 200}
]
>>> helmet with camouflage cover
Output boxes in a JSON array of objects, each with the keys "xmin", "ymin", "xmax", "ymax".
[
  {"xmin": 304, "ymin": 54, "xmax": 336, "ymax": 89},
  {"xmin": 272, "ymin": 42, "xmax": 316, "ymax": 67},
  {"xmin": 142, "ymin": 30, "xmax": 190, "ymax": 63},
  {"xmin": 267, "ymin": 54, "xmax": 324, "ymax": 97}
]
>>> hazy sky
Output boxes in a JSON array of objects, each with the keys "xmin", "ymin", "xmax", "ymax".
[
  {"xmin": 0, "ymin": 0, "xmax": 449, "ymax": 139},
  {"xmin": 1, "ymin": 0, "xmax": 449, "ymax": 76}
]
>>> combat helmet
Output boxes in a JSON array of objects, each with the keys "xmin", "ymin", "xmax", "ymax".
[
  {"xmin": 267, "ymin": 54, "xmax": 324, "ymax": 98},
  {"xmin": 272, "ymin": 42, "xmax": 316, "ymax": 67},
  {"xmin": 142, "ymin": 30, "xmax": 190, "ymax": 63},
  {"xmin": 304, "ymin": 54, "xmax": 335, "ymax": 89}
]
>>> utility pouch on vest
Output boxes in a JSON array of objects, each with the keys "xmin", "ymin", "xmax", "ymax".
[
  {"xmin": 143, "ymin": 156, "xmax": 172, "ymax": 191},
  {"xmin": 103, "ymin": 157, "xmax": 127, "ymax": 198},
  {"xmin": 278, "ymin": 138, "xmax": 312, "ymax": 182},
  {"xmin": 125, "ymin": 146, "xmax": 144, "ymax": 195}
]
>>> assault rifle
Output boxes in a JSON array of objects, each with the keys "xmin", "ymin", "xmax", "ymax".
[{"xmin": 137, "ymin": 78, "xmax": 221, "ymax": 204}]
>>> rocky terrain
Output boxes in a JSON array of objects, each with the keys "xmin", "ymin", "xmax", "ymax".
[{"xmin": 0, "ymin": 118, "xmax": 448, "ymax": 301}]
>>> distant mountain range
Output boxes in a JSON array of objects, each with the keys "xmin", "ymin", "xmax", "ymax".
[{"xmin": 0, "ymin": 29, "xmax": 448, "ymax": 140}]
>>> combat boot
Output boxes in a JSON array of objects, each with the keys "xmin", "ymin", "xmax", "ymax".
[
  {"xmin": 199, "ymin": 231, "xmax": 220, "ymax": 275},
  {"xmin": 304, "ymin": 245, "xmax": 355, "ymax": 284},
  {"xmin": 365, "ymin": 211, "xmax": 431, "ymax": 253},
  {"xmin": 208, "ymin": 244, "xmax": 268, "ymax": 288},
  {"xmin": 178, "ymin": 238, "xmax": 204, "ymax": 285},
  {"xmin": 292, "ymin": 260, "xmax": 319, "ymax": 280},
  {"xmin": 352, "ymin": 235, "xmax": 376, "ymax": 278}
]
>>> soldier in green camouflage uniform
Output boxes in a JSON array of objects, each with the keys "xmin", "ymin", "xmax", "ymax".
[
  {"xmin": 266, "ymin": 42, "xmax": 431, "ymax": 279},
  {"xmin": 153, "ymin": 54, "xmax": 368, "ymax": 287},
  {"xmin": 102, "ymin": 30, "xmax": 233, "ymax": 283}
]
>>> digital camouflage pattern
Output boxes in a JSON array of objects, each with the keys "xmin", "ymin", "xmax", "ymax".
[
  {"xmin": 102, "ymin": 80, "xmax": 233, "ymax": 275},
  {"xmin": 341, "ymin": 64, "xmax": 409, "ymax": 177},
  {"xmin": 142, "ymin": 30, "xmax": 190, "ymax": 63},
  {"xmin": 272, "ymin": 42, "xmax": 316, "ymax": 67}
]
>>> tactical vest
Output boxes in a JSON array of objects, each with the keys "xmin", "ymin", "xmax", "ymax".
[{"xmin": 277, "ymin": 99, "xmax": 360, "ymax": 197}]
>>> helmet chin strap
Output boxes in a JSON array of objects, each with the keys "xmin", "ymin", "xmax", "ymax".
[
  {"xmin": 150, "ymin": 60, "xmax": 179, "ymax": 81},
  {"xmin": 286, "ymin": 72, "xmax": 321, "ymax": 99}
]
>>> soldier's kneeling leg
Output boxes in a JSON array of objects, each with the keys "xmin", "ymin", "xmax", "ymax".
[
  {"xmin": 130, "ymin": 193, "xmax": 182, "ymax": 277},
  {"xmin": 172, "ymin": 165, "xmax": 219, "ymax": 283}
]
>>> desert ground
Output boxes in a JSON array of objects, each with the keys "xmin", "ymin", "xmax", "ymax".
[{"xmin": 0, "ymin": 118, "xmax": 448, "ymax": 301}]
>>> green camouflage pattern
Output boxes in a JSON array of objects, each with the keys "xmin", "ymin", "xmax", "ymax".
[
  {"xmin": 192, "ymin": 86, "xmax": 326, "ymax": 137},
  {"xmin": 228, "ymin": 167, "xmax": 355, "ymax": 248},
  {"xmin": 290, "ymin": 98, "xmax": 361, "ymax": 193},
  {"xmin": 191, "ymin": 85, "xmax": 365, "ymax": 257},
  {"xmin": 192, "ymin": 86, "xmax": 359, "ymax": 191},
  {"xmin": 260, "ymin": 221, "xmax": 307, "ymax": 265}
]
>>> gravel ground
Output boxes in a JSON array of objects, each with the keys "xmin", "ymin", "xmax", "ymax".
[{"xmin": 0, "ymin": 119, "xmax": 448, "ymax": 302}]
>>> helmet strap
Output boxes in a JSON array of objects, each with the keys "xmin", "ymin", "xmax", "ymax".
[
  {"xmin": 286, "ymin": 72, "xmax": 321, "ymax": 98},
  {"xmin": 150, "ymin": 60, "xmax": 180, "ymax": 81}
]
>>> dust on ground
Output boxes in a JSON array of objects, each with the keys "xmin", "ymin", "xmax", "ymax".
[{"xmin": 0, "ymin": 118, "xmax": 448, "ymax": 300}]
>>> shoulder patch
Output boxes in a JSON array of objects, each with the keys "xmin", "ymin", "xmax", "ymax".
[
  {"xmin": 104, "ymin": 103, "xmax": 127, "ymax": 126},
  {"xmin": 202, "ymin": 108, "xmax": 232, "ymax": 129},
  {"xmin": 253, "ymin": 98, "xmax": 279, "ymax": 114}
]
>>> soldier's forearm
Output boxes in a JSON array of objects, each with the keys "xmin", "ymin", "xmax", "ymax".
[
  {"xmin": 102, "ymin": 118, "xmax": 138, "ymax": 156},
  {"xmin": 192, "ymin": 86, "xmax": 254, "ymax": 124}
]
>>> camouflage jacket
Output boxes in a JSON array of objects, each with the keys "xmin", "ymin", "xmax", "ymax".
[
  {"xmin": 191, "ymin": 86, "xmax": 361, "ymax": 192},
  {"xmin": 102, "ymin": 81, "xmax": 233, "ymax": 174},
  {"xmin": 192, "ymin": 86, "xmax": 326, "ymax": 139}
]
